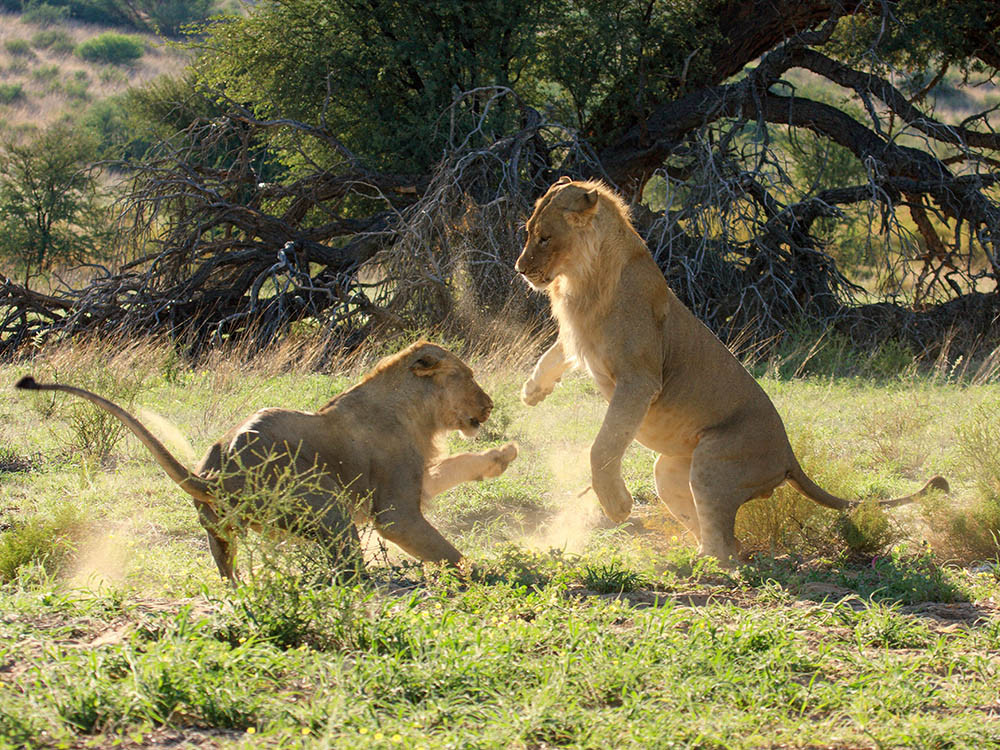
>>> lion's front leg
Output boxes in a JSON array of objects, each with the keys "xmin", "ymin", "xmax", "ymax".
[
  {"xmin": 522, "ymin": 340, "xmax": 570, "ymax": 406},
  {"xmin": 374, "ymin": 505, "xmax": 464, "ymax": 565},
  {"xmin": 590, "ymin": 376, "xmax": 659, "ymax": 523},
  {"xmin": 423, "ymin": 442, "xmax": 518, "ymax": 499}
]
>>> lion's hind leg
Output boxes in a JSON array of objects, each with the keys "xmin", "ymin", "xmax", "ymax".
[
  {"xmin": 276, "ymin": 460, "xmax": 367, "ymax": 580},
  {"xmin": 653, "ymin": 454, "xmax": 700, "ymax": 541},
  {"xmin": 196, "ymin": 501, "xmax": 240, "ymax": 585},
  {"xmin": 688, "ymin": 432, "xmax": 787, "ymax": 567}
]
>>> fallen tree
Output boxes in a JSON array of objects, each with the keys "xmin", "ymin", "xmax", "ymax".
[{"xmin": 2, "ymin": 0, "xmax": 999, "ymax": 361}]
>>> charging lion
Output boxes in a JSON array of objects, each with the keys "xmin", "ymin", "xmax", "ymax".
[
  {"xmin": 515, "ymin": 177, "xmax": 947, "ymax": 565},
  {"xmin": 16, "ymin": 341, "xmax": 517, "ymax": 583}
]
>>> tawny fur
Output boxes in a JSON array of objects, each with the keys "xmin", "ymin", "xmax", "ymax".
[
  {"xmin": 16, "ymin": 341, "xmax": 518, "ymax": 583},
  {"xmin": 516, "ymin": 177, "xmax": 947, "ymax": 565}
]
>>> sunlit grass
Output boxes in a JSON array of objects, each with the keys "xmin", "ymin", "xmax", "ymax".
[{"xmin": 1, "ymin": 334, "xmax": 998, "ymax": 747}]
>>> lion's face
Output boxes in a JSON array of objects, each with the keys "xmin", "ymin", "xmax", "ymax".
[
  {"xmin": 515, "ymin": 180, "xmax": 600, "ymax": 290},
  {"xmin": 516, "ymin": 205, "xmax": 574, "ymax": 290},
  {"xmin": 409, "ymin": 344, "xmax": 493, "ymax": 438}
]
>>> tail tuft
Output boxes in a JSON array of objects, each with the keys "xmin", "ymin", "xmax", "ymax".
[{"xmin": 15, "ymin": 376, "xmax": 39, "ymax": 390}]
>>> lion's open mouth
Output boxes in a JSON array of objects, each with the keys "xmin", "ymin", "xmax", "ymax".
[{"xmin": 460, "ymin": 414, "xmax": 486, "ymax": 438}]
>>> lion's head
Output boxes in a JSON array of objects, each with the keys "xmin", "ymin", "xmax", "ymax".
[
  {"xmin": 399, "ymin": 341, "xmax": 493, "ymax": 438},
  {"xmin": 515, "ymin": 177, "xmax": 603, "ymax": 290}
]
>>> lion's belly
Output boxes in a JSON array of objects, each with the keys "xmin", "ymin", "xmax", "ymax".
[
  {"xmin": 578, "ymin": 355, "xmax": 701, "ymax": 455},
  {"xmin": 634, "ymin": 406, "xmax": 703, "ymax": 456},
  {"xmin": 578, "ymin": 360, "xmax": 702, "ymax": 456}
]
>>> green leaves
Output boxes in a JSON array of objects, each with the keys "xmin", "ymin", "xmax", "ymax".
[{"xmin": 0, "ymin": 121, "xmax": 111, "ymax": 286}]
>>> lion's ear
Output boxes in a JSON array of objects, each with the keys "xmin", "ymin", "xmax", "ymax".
[
  {"xmin": 555, "ymin": 175, "xmax": 573, "ymax": 186},
  {"xmin": 564, "ymin": 187, "xmax": 599, "ymax": 227},
  {"xmin": 411, "ymin": 350, "xmax": 444, "ymax": 376}
]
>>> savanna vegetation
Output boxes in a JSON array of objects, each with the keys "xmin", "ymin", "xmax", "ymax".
[
  {"xmin": 1, "ymin": 333, "xmax": 999, "ymax": 748},
  {"xmin": 2, "ymin": 0, "xmax": 1000, "ymax": 747}
]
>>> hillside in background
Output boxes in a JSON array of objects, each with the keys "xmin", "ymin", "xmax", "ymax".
[{"xmin": 0, "ymin": 11, "xmax": 189, "ymax": 134}]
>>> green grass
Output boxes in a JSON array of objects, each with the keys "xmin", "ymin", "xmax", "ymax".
[{"xmin": 1, "ymin": 338, "xmax": 999, "ymax": 747}]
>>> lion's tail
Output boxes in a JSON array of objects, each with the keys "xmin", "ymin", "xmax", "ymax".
[
  {"xmin": 786, "ymin": 462, "xmax": 949, "ymax": 511},
  {"xmin": 15, "ymin": 376, "xmax": 216, "ymax": 506}
]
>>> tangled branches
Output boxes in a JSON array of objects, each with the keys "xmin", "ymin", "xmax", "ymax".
[{"xmin": 3, "ymin": 2, "xmax": 1000, "ymax": 360}]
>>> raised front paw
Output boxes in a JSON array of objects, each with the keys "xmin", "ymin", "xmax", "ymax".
[
  {"xmin": 521, "ymin": 379, "xmax": 552, "ymax": 406},
  {"xmin": 481, "ymin": 442, "xmax": 519, "ymax": 478},
  {"xmin": 592, "ymin": 474, "xmax": 633, "ymax": 524}
]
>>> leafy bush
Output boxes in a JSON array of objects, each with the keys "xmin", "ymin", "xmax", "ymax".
[
  {"xmin": 84, "ymin": 96, "xmax": 140, "ymax": 159},
  {"xmin": 921, "ymin": 404, "xmax": 1000, "ymax": 561},
  {"xmin": 21, "ymin": 1, "xmax": 70, "ymax": 26},
  {"xmin": 64, "ymin": 367, "xmax": 145, "ymax": 462},
  {"xmin": 31, "ymin": 63, "xmax": 61, "ymax": 84},
  {"xmin": 837, "ymin": 499, "xmax": 897, "ymax": 561},
  {"xmin": 0, "ymin": 505, "xmax": 82, "ymax": 582},
  {"xmin": 23, "ymin": 357, "xmax": 146, "ymax": 463},
  {"xmin": 75, "ymin": 33, "xmax": 144, "ymax": 65},
  {"xmin": 4, "ymin": 38, "xmax": 36, "ymax": 58},
  {"xmin": 958, "ymin": 404, "xmax": 1000, "ymax": 502},
  {"xmin": 0, "ymin": 83, "xmax": 25, "ymax": 105},
  {"xmin": 144, "ymin": 0, "xmax": 214, "ymax": 37},
  {"xmin": 31, "ymin": 28, "xmax": 75, "ymax": 55}
]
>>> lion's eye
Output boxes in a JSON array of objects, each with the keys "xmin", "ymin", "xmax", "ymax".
[{"xmin": 538, "ymin": 236, "xmax": 550, "ymax": 246}]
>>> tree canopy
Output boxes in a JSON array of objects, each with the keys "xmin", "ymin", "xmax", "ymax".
[{"xmin": 3, "ymin": 0, "xmax": 1000, "ymax": 357}]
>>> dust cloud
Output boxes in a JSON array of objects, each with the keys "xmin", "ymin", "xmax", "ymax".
[
  {"xmin": 519, "ymin": 443, "xmax": 606, "ymax": 554},
  {"xmin": 69, "ymin": 528, "xmax": 129, "ymax": 588},
  {"xmin": 138, "ymin": 408, "xmax": 197, "ymax": 464}
]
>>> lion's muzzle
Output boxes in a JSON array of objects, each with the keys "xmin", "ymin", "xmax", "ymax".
[
  {"xmin": 515, "ymin": 251, "xmax": 551, "ymax": 289},
  {"xmin": 461, "ymin": 392, "xmax": 492, "ymax": 437}
]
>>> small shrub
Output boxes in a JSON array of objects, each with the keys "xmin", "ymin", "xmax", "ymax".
[
  {"xmin": 837, "ymin": 499, "xmax": 897, "ymax": 561},
  {"xmin": 21, "ymin": 1, "xmax": 70, "ymax": 26},
  {"xmin": 4, "ymin": 38, "xmax": 36, "ymax": 59},
  {"xmin": 98, "ymin": 67, "xmax": 129, "ymax": 86},
  {"xmin": 26, "ymin": 362, "xmax": 146, "ymax": 463},
  {"xmin": 66, "ymin": 376, "xmax": 144, "ymax": 462},
  {"xmin": 957, "ymin": 405, "xmax": 1000, "ymax": 501},
  {"xmin": 31, "ymin": 28, "xmax": 75, "ymax": 54},
  {"xmin": 0, "ymin": 505, "xmax": 82, "ymax": 582},
  {"xmin": 922, "ymin": 405, "xmax": 1000, "ymax": 561},
  {"xmin": 144, "ymin": 0, "xmax": 214, "ymax": 37},
  {"xmin": 0, "ymin": 83, "xmax": 25, "ymax": 105},
  {"xmin": 63, "ymin": 76, "xmax": 90, "ymax": 101},
  {"xmin": 76, "ymin": 33, "xmax": 145, "ymax": 66},
  {"xmin": 580, "ymin": 560, "xmax": 645, "ymax": 594},
  {"xmin": 31, "ymin": 63, "xmax": 61, "ymax": 84}
]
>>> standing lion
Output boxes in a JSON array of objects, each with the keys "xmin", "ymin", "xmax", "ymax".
[{"xmin": 515, "ymin": 177, "xmax": 946, "ymax": 565}]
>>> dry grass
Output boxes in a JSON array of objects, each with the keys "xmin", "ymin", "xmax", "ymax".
[{"xmin": 0, "ymin": 11, "xmax": 188, "ymax": 132}]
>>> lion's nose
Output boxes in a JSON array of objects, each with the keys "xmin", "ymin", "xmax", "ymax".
[
  {"xmin": 481, "ymin": 395, "xmax": 493, "ymax": 420},
  {"xmin": 514, "ymin": 250, "xmax": 528, "ymax": 274}
]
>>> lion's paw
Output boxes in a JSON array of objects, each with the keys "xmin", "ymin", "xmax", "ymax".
[
  {"xmin": 520, "ymin": 380, "xmax": 552, "ymax": 406},
  {"xmin": 482, "ymin": 442, "xmax": 518, "ymax": 478},
  {"xmin": 592, "ymin": 475, "xmax": 633, "ymax": 524}
]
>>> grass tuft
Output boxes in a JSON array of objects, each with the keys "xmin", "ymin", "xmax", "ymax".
[{"xmin": 0, "ymin": 504, "xmax": 83, "ymax": 582}]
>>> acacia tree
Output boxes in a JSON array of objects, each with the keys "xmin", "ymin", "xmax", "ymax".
[
  {"xmin": 4, "ymin": 0, "xmax": 1000, "ymax": 356},
  {"xmin": 0, "ymin": 122, "xmax": 109, "ymax": 288}
]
